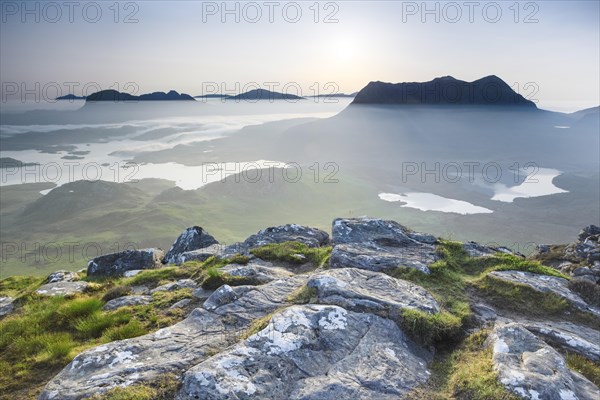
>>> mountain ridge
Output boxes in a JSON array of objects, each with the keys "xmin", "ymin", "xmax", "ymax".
[{"xmin": 352, "ymin": 75, "xmax": 537, "ymax": 107}]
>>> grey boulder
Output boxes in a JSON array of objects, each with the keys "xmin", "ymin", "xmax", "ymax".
[
  {"xmin": 175, "ymin": 244, "xmax": 224, "ymax": 265},
  {"xmin": 221, "ymin": 260, "xmax": 294, "ymax": 284},
  {"xmin": 46, "ymin": 270, "xmax": 79, "ymax": 283},
  {"xmin": 487, "ymin": 271, "xmax": 600, "ymax": 318},
  {"xmin": 307, "ymin": 268, "xmax": 439, "ymax": 316},
  {"xmin": 87, "ymin": 249, "xmax": 164, "ymax": 277},
  {"xmin": 164, "ymin": 226, "xmax": 219, "ymax": 264},
  {"xmin": 35, "ymin": 281, "xmax": 89, "ymax": 297},
  {"xmin": 150, "ymin": 279, "xmax": 197, "ymax": 294},
  {"xmin": 224, "ymin": 224, "xmax": 329, "ymax": 255},
  {"xmin": 330, "ymin": 218, "xmax": 439, "ymax": 274},
  {"xmin": 177, "ymin": 305, "xmax": 432, "ymax": 400},
  {"xmin": 0, "ymin": 296, "xmax": 15, "ymax": 318},
  {"xmin": 490, "ymin": 322, "xmax": 599, "ymax": 400},
  {"xmin": 103, "ymin": 295, "xmax": 153, "ymax": 311}
]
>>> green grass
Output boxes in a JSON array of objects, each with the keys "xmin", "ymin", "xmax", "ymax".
[
  {"xmin": 287, "ymin": 285, "xmax": 318, "ymax": 304},
  {"xmin": 410, "ymin": 330, "xmax": 519, "ymax": 400},
  {"xmin": 400, "ymin": 309, "xmax": 463, "ymax": 347},
  {"xmin": 565, "ymin": 353, "xmax": 600, "ymax": 386},
  {"xmin": 250, "ymin": 241, "xmax": 332, "ymax": 269},
  {"xmin": 388, "ymin": 241, "xmax": 576, "ymax": 347},
  {"xmin": 0, "ymin": 275, "xmax": 45, "ymax": 298},
  {"xmin": 101, "ymin": 319, "xmax": 148, "ymax": 342},
  {"xmin": 87, "ymin": 373, "xmax": 181, "ymax": 400},
  {"xmin": 151, "ymin": 288, "xmax": 193, "ymax": 308}
]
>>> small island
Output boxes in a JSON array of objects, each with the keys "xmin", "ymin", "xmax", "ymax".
[{"xmin": 86, "ymin": 90, "xmax": 195, "ymax": 102}]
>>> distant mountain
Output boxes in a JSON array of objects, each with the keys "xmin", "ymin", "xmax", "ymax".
[
  {"xmin": 55, "ymin": 94, "xmax": 86, "ymax": 100},
  {"xmin": 86, "ymin": 89, "xmax": 195, "ymax": 102},
  {"xmin": 352, "ymin": 76, "xmax": 537, "ymax": 108},
  {"xmin": 569, "ymin": 106, "xmax": 599, "ymax": 119},
  {"xmin": 0, "ymin": 157, "xmax": 39, "ymax": 168},
  {"xmin": 228, "ymin": 89, "xmax": 305, "ymax": 101},
  {"xmin": 194, "ymin": 94, "xmax": 232, "ymax": 99}
]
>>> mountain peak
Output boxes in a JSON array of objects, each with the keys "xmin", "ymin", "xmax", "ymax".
[{"xmin": 352, "ymin": 75, "xmax": 535, "ymax": 108}]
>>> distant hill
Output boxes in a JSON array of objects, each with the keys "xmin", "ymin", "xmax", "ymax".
[
  {"xmin": 86, "ymin": 89, "xmax": 195, "ymax": 102},
  {"xmin": 352, "ymin": 75, "xmax": 537, "ymax": 108},
  {"xmin": 569, "ymin": 106, "xmax": 600, "ymax": 119},
  {"xmin": 0, "ymin": 157, "xmax": 39, "ymax": 168},
  {"xmin": 55, "ymin": 94, "xmax": 86, "ymax": 100},
  {"xmin": 228, "ymin": 89, "xmax": 305, "ymax": 101}
]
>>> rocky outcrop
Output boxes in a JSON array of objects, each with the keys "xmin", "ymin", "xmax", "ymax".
[
  {"xmin": 175, "ymin": 244, "xmax": 224, "ymax": 265},
  {"xmin": 40, "ymin": 275, "xmax": 308, "ymax": 399},
  {"xmin": 0, "ymin": 296, "xmax": 15, "ymax": 318},
  {"xmin": 521, "ymin": 321, "xmax": 600, "ymax": 363},
  {"xmin": 221, "ymin": 260, "xmax": 294, "ymax": 284},
  {"xmin": 87, "ymin": 249, "xmax": 164, "ymax": 277},
  {"xmin": 462, "ymin": 242, "xmax": 519, "ymax": 258},
  {"xmin": 103, "ymin": 295, "xmax": 153, "ymax": 311},
  {"xmin": 150, "ymin": 279, "xmax": 197, "ymax": 294},
  {"xmin": 307, "ymin": 268, "xmax": 439, "ymax": 317},
  {"xmin": 178, "ymin": 305, "xmax": 432, "ymax": 400},
  {"xmin": 224, "ymin": 224, "xmax": 330, "ymax": 255},
  {"xmin": 46, "ymin": 270, "xmax": 79, "ymax": 283},
  {"xmin": 35, "ymin": 281, "xmax": 89, "ymax": 297},
  {"xmin": 487, "ymin": 270, "xmax": 600, "ymax": 318},
  {"xmin": 330, "ymin": 218, "xmax": 438, "ymax": 273},
  {"xmin": 163, "ymin": 227, "xmax": 219, "ymax": 265},
  {"xmin": 490, "ymin": 323, "xmax": 599, "ymax": 400}
]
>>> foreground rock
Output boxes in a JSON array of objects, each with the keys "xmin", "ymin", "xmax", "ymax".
[
  {"xmin": 307, "ymin": 268, "xmax": 439, "ymax": 317},
  {"xmin": 0, "ymin": 296, "xmax": 15, "ymax": 318},
  {"xmin": 150, "ymin": 279, "xmax": 197, "ymax": 294},
  {"xmin": 521, "ymin": 320, "xmax": 600, "ymax": 363},
  {"xmin": 163, "ymin": 226, "xmax": 219, "ymax": 264},
  {"xmin": 490, "ymin": 323, "xmax": 599, "ymax": 400},
  {"xmin": 224, "ymin": 224, "xmax": 329, "ymax": 255},
  {"xmin": 175, "ymin": 244, "xmax": 224, "ymax": 265},
  {"xmin": 46, "ymin": 270, "xmax": 79, "ymax": 283},
  {"xmin": 103, "ymin": 295, "xmax": 153, "ymax": 311},
  {"xmin": 40, "ymin": 276, "xmax": 307, "ymax": 399},
  {"xmin": 462, "ymin": 242, "xmax": 519, "ymax": 258},
  {"xmin": 178, "ymin": 305, "xmax": 432, "ymax": 400},
  {"xmin": 221, "ymin": 260, "xmax": 294, "ymax": 284},
  {"xmin": 488, "ymin": 270, "xmax": 600, "ymax": 318},
  {"xmin": 87, "ymin": 249, "xmax": 164, "ymax": 277},
  {"xmin": 330, "ymin": 218, "xmax": 438, "ymax": 274},
  {"xmin": 35, "ymin": 281, "xmax": 89, "ymax": 297}
]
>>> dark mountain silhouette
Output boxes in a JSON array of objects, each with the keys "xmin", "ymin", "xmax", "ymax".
[
  {"xmin": 55, "ymin": 94, "xmax": 86, "ymax": 100},
  {"xmin": 352, "ymin": 75, "xmax": 537, "ymax": 108},
  {"xmin": 86, "ymin": 90, "xmax": 195, "ymax": 102},
  {"xmin": 228, "ymin": 89, "xmax": 305, "ymax": 101}
]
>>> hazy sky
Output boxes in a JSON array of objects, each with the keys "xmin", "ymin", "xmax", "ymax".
[{"xmin": 1, "ymin": 1, "xmax": 599, "ymax": 111}]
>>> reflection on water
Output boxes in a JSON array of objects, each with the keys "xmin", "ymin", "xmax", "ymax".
[
  {"xmin": 491, "ymin": 168, "xmax": 567, "ymax": 202},
  {"xmin": 378, "ymin": 192, "xmax": 493, "ymax": 215}
]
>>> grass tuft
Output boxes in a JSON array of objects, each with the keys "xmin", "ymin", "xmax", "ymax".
[{"xmin": 250, "ymin": 241, "xmax": 331, "ymax": 269}]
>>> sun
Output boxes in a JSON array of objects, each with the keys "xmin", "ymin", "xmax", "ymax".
[{"xmin": 333, "ymin": 36, "xmax": 357, "ymax": 61}]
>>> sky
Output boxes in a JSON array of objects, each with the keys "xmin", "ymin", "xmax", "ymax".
[{"xmin": 1, "ymin": 0, "xmax": 599, "ymax": 111}]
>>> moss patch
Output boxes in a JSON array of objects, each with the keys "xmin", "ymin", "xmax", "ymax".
[
  {"xmin": 410, "ymin": 330, "xmax": 519, "ymax": 400},
  {"xmin": 87, "ymin": 373, "xmax": 181, "ymax": 400},
  {"xmin": 250, "ymin": 241, "xmax": 331, "ymax": 269},
  {"xmin": 565, "ymin": 353, "xmax": 600, "ymax": 387},
  {"xmin": 287, "ymin": 285, "xmax": 318, "ymax": 304}
]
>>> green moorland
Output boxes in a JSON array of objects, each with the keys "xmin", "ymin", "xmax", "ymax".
[
  {"xmin": 1, "ymin": 241, "xmax": 599, "ymax": 399},
  {"xmin": 1, "ymin": 169, "xmax": 598, "ymax": 278}
]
